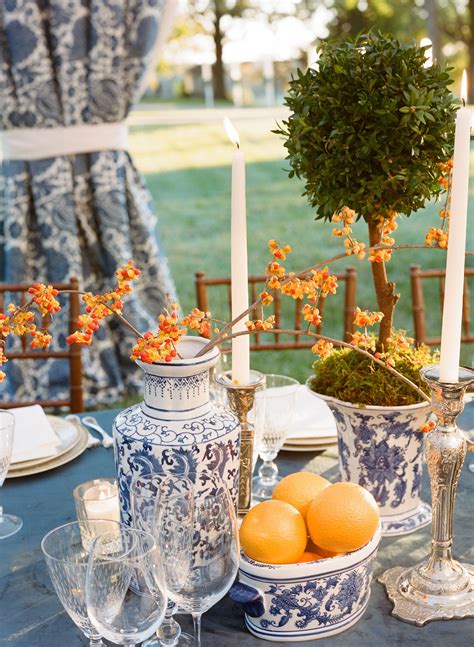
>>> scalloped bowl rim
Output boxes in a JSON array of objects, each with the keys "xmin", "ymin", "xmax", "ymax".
[
  {"xmin": 240, "ymin": 522, "xmax": 382, "ymax": 579},
  {"xmin": 304, "ymin": 377, "xmax": 429, "ymax": 412}
]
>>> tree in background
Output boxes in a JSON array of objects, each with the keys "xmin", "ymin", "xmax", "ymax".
[
  {"xmin": 325, "ymin": 0, "xmax": 424, "ymax": 44},
  {"xmin": 187, "ymin": 1, "xmax": 252, "ymax": 100},
  {"xmin": 325, "ymin": 0, "xmax": 474, "ymax": 101},
  {"xmin": 186, "ymin": 0, "xmax": 319, "ymax": 101}
]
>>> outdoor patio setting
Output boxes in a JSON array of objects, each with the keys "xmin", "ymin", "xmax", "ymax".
[{"xmin": 1, "ymin": 1, "xmax": 474, "ymax": 646}]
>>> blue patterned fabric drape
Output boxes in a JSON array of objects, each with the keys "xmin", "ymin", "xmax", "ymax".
[{"xmin": 0, "ymin": 0, "xmax": 177, "ymax": 405}]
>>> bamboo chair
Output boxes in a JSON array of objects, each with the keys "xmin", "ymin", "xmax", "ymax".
[
  {"xmin": 410, "ymin": 264, "xmax": 474, "ymax": 347},
  {"xmin": 0, "ymin": 278, "xmax": 84, "ymax": 413},
  {"xmin": 195, "ymin": 267, "xmax": 357, "ymax": 350}
]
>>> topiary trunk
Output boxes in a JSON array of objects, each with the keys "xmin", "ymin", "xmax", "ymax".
[{"xmin": 367, "ymin": 219, "xmax": 400, "ymax": 350}]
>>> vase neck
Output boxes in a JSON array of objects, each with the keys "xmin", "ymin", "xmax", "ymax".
[{"xmin": 142, "ymin": 369, "xmax": 211, "ymax": 418}]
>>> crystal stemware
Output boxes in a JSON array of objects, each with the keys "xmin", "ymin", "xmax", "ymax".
[
  {"xmin": 86, "ymin": 526, "xmax": 167, "ymax": 646},
  {"xmin": 156, "ymin": 476, "xmax": 239, "ymax": 647},
  {"xmin": 41, "ymin": 520, "xmax": 121, "ymax": 646},
  {"xmin": 0, "ymin": 410, "xmax": 22, "ymax": 539},
  {"xmin": 252, "ymin": 374, "xmax": 299, "ymax": 499},
  {"xmin": 131, "ymin": 472, "xmax": 193, "ymax": 647}
]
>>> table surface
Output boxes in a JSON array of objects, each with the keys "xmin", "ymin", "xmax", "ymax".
[{"xmin": 2, "ymin": 406, "xmax": 474, "ymax": 647}]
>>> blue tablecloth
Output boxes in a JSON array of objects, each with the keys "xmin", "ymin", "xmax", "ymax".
[{"xmin": 2, "ymin": 407, "xmax": 474, "ymax": 646}]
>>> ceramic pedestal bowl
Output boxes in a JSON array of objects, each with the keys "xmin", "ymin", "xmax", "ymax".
[{"xmin": 229, "ymin": 524, "xmax": 381, "ymax": 642}]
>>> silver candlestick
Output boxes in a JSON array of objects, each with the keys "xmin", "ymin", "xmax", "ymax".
[
  {"xmin": 379, "ymin": 364, "xmax": 474, "ymax": 625},
  {"xmin": 215, "ymin": 370, "xmax": 266, "ymax": 515}
]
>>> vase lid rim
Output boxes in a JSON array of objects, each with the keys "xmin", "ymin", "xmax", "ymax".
[{"xmin": 136, "ymin": 335, "xmax": 219, "ymax": 371}]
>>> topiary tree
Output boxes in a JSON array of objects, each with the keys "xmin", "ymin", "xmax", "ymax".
[{"xmin": 276, "ymin": 32, "xmax": 456, "ymax": 350}]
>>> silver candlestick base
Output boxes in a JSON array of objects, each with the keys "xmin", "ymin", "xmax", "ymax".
[
  {"xmin": 215, "ymin": 370, "xmax": 266, "ymax": 515},
  {"xmin": 379, "ymin": 364, "xmax": 474, "ymax": 626}
]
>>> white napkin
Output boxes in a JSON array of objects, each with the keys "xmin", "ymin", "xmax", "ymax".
[
  {"xmin": 10, "ymin": 405, "xmax": 59, "ymax": 463},
  {"xmin": 286, "ymin": 386, "xmax": 337, "ymax": 441}
]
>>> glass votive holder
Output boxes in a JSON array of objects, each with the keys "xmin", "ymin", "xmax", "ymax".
[{"xmin": 73, "ymin": 478, "xmax": 120, "ymax": 549}]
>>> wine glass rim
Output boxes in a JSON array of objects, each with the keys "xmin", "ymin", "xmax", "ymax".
[
  {"xmin": 0, "ymin": 409, "xmax": 15, "ymax": 430},
  {"xmin": 41, "ymin": 520, "xmax": 122, "ymax": 563}
]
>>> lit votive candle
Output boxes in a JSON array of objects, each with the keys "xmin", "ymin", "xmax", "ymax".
[{"xmin": 73, "ymin": 478, "xmax": 120, "ymax": 540}]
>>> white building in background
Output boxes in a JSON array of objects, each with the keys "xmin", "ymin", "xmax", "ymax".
[{"xmin": 153, "ymin": 9, "xmax": 330, "ymax": 106}]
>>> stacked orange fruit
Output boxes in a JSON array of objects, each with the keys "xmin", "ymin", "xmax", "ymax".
[{"xmin": 239, "ymin": 472, "xmax": 379, "ymax": 565}]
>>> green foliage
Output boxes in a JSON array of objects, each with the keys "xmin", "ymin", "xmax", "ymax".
[
  {"xmin": 307, "ymin": 344, "xmax": 438, "ymax": 406},
  {"xmin": 275, "ymin": 33, "xmax": 457, "ymax": 223},
  {"xmin": 326, "ymin": 0, "xmax": 424, "ymax": 42}
]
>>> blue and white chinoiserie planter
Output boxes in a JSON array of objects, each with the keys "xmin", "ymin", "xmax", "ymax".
[
  {"xmin": 113, "ymin": 336, "xmax": 240, "ymax": 526},
  {"xmin": 307, "ymin": 385, "xmax": 431, "ymax": 537},
  {"xmin": 230, "ymin": 524, "xmax": 381, "ymax": 642}
]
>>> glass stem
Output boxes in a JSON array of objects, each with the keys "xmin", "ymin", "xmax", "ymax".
[
  {"xmin": 159, "ymin": 601, "xmax": 181, "ymax": 646},
  {"xmin": 89, "ymin": 639, "xmax": 104, "ymax": 647},
  {"xmin": 192, "ymin": 613, "xmax": 202, "ymax": 647},
  {"xmin": 258, "ymin": 459, "xmax": 278, "ymax": 485},
  {"xmin": 0, "ymin": 505, "xmax": 3, "ymax": 522}
]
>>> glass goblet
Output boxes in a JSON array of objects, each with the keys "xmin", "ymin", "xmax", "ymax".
[
  {"xmin": 41, "ymin": 520, "xmax": 121, "ymax": 647},
  {"xmin": 0, "ymin": 410, "xmax": 22, "ymax": 539},
  {"xmin": 86, "ymin": 526, "xmax": 167, "ymax": 647},
  {"xmin": 252, "ymin": 374, "xmax": 299, "ymax": 500},
  {"xmin": 156, "ymin": 476, "xmax": 239, "ymax": 647},
  {"xmin": 131, "ymin": 472, "xmax": 193, "ymax": 647}
]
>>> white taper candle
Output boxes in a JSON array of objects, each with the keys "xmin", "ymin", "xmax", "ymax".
[
  {"xmin": 439, "ymin": 71, "xmax": 471, "ymax": 382},
  {"xmin": 224, "ymin": 118, "xmax": 250, "ymax": 384}
]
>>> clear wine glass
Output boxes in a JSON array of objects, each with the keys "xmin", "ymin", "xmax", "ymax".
[
  {"xmin": 156, "ymin": 476, "xmax": 239, "ymax": 647},
  {"xmin": 131, "ymin": 472, "xmax": 193, "ymax": 647},
  {"xmin": 252, "ymin": 374, "xmax": 299, "ymax": 499},
  {"xmin": 0, "ymin": 410, "xmax": 22, "ymax": 539},
  {"xmin": 86, "ymin": 526, "xmax": 167, "ymax": 646},
  {"xmin": 41, "ymin": 520, "xmax": 121, "ymax": 647}
]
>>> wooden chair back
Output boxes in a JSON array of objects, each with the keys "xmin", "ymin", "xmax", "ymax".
[
  {"xmin": 0, "ymin": 278, "xmax": 84, "ymax": 412},
  {"xmin": 410, "ymin": 264, "xmax": 474, "ymax": 346},
  {"xmin": 195, "ymin": 267, "xmax": 357, "ymax": 351}
]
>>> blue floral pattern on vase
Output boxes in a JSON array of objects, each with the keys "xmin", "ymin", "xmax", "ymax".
[
  {"xmin": 240, "ymin": 548, "xmax": 379, "ymax": 641},
  {"xmin": 323, "ymin": 397, "xmax": 432, "ymax": 537},
  {"xmin": 0, "ymin": 0, "xmax": 176, "ymax": 406},
  {"xmin": 113, "ymin": 341, "xmax": 241, "ymax": 526}
]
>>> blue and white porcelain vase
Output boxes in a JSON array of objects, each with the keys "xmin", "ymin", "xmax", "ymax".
[
  {"xmin": 113, "ymin": 336, "xmax": 240, "ymax": 525},
  {"xmin": 231, "ymin": 524, "xmax": 381, "ymax": 642},
  {"xmin": 308, "ymin": 386, "xmax": 431, "ymax": 537}
]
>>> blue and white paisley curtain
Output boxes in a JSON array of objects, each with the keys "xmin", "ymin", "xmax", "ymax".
[{"xmin": 0, "ymin": 0, "xmax": 177, "ymax": 405}]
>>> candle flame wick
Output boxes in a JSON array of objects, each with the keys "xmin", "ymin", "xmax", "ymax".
[
  {"xmin": 224, "ymin": 117, "xmax": 241, "ymax": 148},
  {"xmin": 461, "ymin": 69, "xmax": 468, "ymax": 105}
]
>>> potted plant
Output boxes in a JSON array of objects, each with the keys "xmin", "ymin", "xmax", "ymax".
[{"xmin": 274, "ymin": 32, "xmax": 457, "ymax": 535}]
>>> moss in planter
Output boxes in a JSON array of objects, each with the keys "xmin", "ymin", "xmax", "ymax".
[{"xmin": 308, "ymin": 345, "xmax": 438, "ymax": 407}]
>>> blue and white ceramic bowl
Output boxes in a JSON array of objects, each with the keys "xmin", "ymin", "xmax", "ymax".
[{"xmin": 230, "ymin": 524, "xmax": 381, "ymax": 642}]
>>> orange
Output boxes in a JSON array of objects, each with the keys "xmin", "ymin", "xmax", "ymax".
[
  {"xmin": 296, "ymin": 551, "xmax": 321, "ymax": 563},
  {"xmin": 306, "ymin": 482, "xmax": 379, "ymax": 553},
  {"xmin": 306, "ymin": 538, "xmax": 342, "ymax": 558},
  {"xmin": 240, "ymin": 500, "xmax": 307, "ymax": 564},
  {"xmin": 314, "ymin": 546, "xmax": 343, "ymax": 559},
  {"xmin": 272, "ymin": 471, "xmax": 330, "ymax": 519}
]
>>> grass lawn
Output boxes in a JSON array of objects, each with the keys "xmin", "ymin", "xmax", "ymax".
[{"xmin": 128, "ymin": 110, "xmax": 474, "ymax": 383}]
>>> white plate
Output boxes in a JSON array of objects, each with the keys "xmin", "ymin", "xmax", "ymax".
[
  {"xmin": 281, "ymin": 441, "xmax": 337, "ymax": 452},
  {"xmin": 286, "ymin": 385, "xmax": 337, "ymax": 441},
  {"xmin": 8, "ymin": 417, "xmax": 80, "ymax": 470},
  {"xmin": 6, "ymin": 425, "xmax": 89, "ymax": 478},
  {"xmin": 284, "ymin": 435, "xmax": 337, "ymax": 446},
  {"xmin": 6, "ymin": 421, "xmax": 88, "ymax": 478}
]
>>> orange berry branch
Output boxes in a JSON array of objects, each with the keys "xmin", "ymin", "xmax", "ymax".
[{"xmin": 0, "ymin": 173, "xmax": 471, "ymax": 404}]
